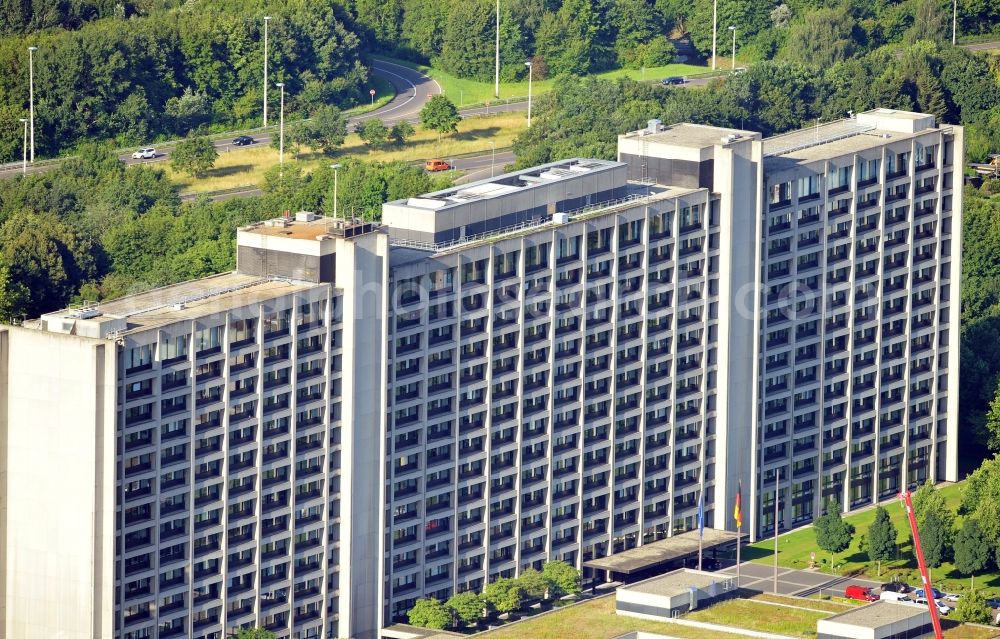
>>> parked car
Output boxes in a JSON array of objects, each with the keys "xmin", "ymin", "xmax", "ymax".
[
  {"xmin": 881, "ymin": 581, "xmax": 910, "ymax": 593},
  {"xmin": 915, "ymin": 588, "xmax": 944, "ymax": 600},
  {"xmin": 845, "ymin": 585, "xmax": 879, "ymax": 602},
  {"xmin": 985, "ymin": 598, "xmax": 1000, "ymax": 609},
  {"xmin": 914, "ymin": 598, "xmax": 950, "ymax": 615},
  {"xmin": 232, "ymin": 135, "xmax": 254, "ymax": 146},
  {"xmin": 661, "ymin": 76, "xmax": 685, "ymax": 85},
  {"xmin": 424, "ymin": 159, "xmax": 451, "ymax": 172},
  {"xmin": 131, "ymin": 147, "xmax": 155, "ymax": 159},
  {"xmin": 879, "ymin": 591, "xmax": 909, "ymax": 602}
]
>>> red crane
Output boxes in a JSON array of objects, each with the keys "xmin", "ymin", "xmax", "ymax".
[{"xmin": 899, "ymin": 490, "xmax": 944, "ymax": 639}]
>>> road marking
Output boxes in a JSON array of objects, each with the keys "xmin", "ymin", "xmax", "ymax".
[{"xmin": 366, "ymin": 60, "xmax": 441, "ymax": 120}]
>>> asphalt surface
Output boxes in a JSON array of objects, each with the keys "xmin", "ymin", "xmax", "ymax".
[
  {"xmin": 0, "ymin": 60, "xmax": 716, "ymax": 182},
  {"xmin": 179, "ymin": 150, "xmax": 519, "ymax": 202},
  {"xmin": 720, "ymin": 562, "xmax": 884, "ymax": 597},
  {"xmin": 962, "ymin": 40, "xmax": 1000, "ymax": 52},
  {"xmin": 120, "ymin": 58, "xmax": 448, "ymax": 170}
]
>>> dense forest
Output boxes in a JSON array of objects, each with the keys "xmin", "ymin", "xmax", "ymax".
[{"xmin": 0, "ymin": 1, "xmax": 367, "ymax": 158}]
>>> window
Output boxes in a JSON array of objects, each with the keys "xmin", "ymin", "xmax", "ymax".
[
  {"xmin": 194, "ymin": 326, "xmax": 223, "ymax": 353},
  {"xmin": 160, "ymin": 335, "xmax": 188, "ymax": 362},
  {"xmin": 556, "ymin": 236, "xmax": 580, "ymax": 261},
  {"xmin": 125, "ymin": 345, "xmax": 153, "ymax": 372}
]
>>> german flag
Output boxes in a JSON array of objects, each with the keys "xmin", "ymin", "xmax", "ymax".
[{"xmin": 733, "ymin": 480, "xmax": 743, "ymax": 529}]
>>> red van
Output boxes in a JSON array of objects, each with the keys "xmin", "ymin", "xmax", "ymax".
[{"xmin": 845, "ymin": 585, "xmax": 878, "ymax": 602}]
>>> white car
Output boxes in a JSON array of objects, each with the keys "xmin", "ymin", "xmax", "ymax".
[
  {"xmin": 913, "ymin": 598, "xmax": 951, "ymax": 615},
  {"xmin": 131, "ymin": 147, "xmax": 155, "ymax": 159}
]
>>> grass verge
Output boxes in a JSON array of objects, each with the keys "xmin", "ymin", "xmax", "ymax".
[
  {"xmin": 745, "ymin": 482, "xmax": 1000, "ymax": 597},
  {"xmin": 164, "ymin": 112, "xmax": 527, "ymax": 193},
  {"xmin": 372, "ymin": 55, "xmax": 709, "ymax": 106},
  {"xmin": 476, "ymin": 596, "xmax": 759, "ymax": 639},
  {"xmin": 683, "ymin": 598, "xmax": 828, "ymax": 638}
]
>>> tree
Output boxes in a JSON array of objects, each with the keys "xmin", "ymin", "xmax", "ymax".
[
  {"xmin": 481, "ymin": 577, "xmax": 524, "ymax": 614},
  {"xmin": 780, "ymin": 8, "xmax": 856, "ymax": 70},
  {"xmin": 0, "ymin": 211, "xmax": 100, "ymax": 317},
  {"xmin": 961, "ymin": 456, "xmax": 1000, "ymax": 549},
  {"xmin": 542, "ymin": 560, "xmax": 582, "ymax": 597},
  {"xmin": 517, "ymin": 567, "xmax": 549, "ymax": 601},
  {"xmin": 165, "ymin": 87, "xmax": 214, "ymax": 135},
  {"xmin": 953, "ymin": 589, "xmax": 994, "ymax": 624},
  {"xmin": 407, "ymin": 597, "xmax": 451, "ymax": 629},
  {"xmin": 985, "ymin": 387, "xmax": 1000, "ymax": 452},
  {"xmin": 292, "ymin": 105, "xmax": 347, "ymax": 156},
  {"xmin": 446, "ymin": 591, "xmax": 483, "ymax": 627},
  {"xmin": 358, "ymin": 118, "xmax": 391, "ymax": 150},
  {"xmin": 420, "ymin": 95, "xmax": 461, "ymax": 141},
  {"xmin": 954, "ymin": 519, "xmax": 991, "ymax": 576},
  {"xmin": 170, "ymin": 135, "xmax": 218, "ymax": 178},
  {"xmin": 237, "ymin": 630, "xmax": 278, "ymax": 639},
  {"xmin": 814, "ymin": 500, "xmax": 855, "ymax": 566},
  {"xmin": 912, "ymin": 481, "xmax": 955, "ymax": 545},
  {"xmin": 867, "ymin": 506, "xmax": 898, "ymax": 575},
  {"xmin": 0, "ymin": 257, "xmax": 29, "ymax": 323},
  {"xmin": 919, "ymin": 511, "xmax": 947, "ymax": 568},
  {"xmin": 391, "ymin": 121, "xmax": 415, "ymax": 146}
]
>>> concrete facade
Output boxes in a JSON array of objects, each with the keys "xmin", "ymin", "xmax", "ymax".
[{"xmin": 0, "ymin": 108, "xmax": 961, "ymax": 637}]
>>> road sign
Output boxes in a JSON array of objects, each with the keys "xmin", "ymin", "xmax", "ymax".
[{"xmin": 369, "ymin": 89, "xmax": 376, "ymax": 96}]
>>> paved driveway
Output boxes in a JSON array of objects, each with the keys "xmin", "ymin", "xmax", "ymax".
[{"xmin": 720, "ymin": 562, "xmax": 883, "ymax": 597}]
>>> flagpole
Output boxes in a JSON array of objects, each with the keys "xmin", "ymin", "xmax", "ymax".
[
  {"xmin": 698, "ymin": 491, "xmax": 704, "ymax": 571},
  {"xmin": 734, "ymin": 480, "xmax": 742, "ymax": 589},
  {"xmin": 773, "ymin": 469, "xmax": 780, "ymax": 593}
]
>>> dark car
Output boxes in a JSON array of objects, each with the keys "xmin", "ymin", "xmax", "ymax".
[
  {"xmin": 881, "ymin": 581, "xmax": 910, "ymax": 593},
  {"xmin": 661, "ymin": 76, "xmax": 685, "ymax": 86},
  {"xmin": 232, "ymin": 135, "xmax": 254, "ymax": 146}
]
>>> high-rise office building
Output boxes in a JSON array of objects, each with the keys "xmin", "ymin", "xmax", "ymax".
[{"xmin": 0, "ymin": 109, "xmax": 961, "ymax": 639}]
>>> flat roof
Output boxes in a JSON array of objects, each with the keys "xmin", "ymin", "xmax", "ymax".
[
  {"xmin": 622, "ymin": 569, "xmax": 733, "ymax": 598},
  {"xmin": 386, "ymin": 158, "xmax": 624, "ymax": 212},
  {"xmin": 381, "ymin": 624, "xmax": 465, "ymax": 639},
  {"xmin": 763, "ymin": 108, "xmax": 944, "ymax": 170},
  {"xmin": 34, "ymin": 273, "xmax": 319, "ymax": 336},
  {"xmin": 622, "ymin": 122, "xmax": 760, "ymax": 149},
  {"xmin": 820, "ymin": 601, "xmax": 930, "ymax": 628},
  {"xmin": 585, "ymin": 529, "xmax": 743, "ymax": 574}
]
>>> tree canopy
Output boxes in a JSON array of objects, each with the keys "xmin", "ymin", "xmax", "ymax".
[
  {"xmin": 953, "ymin": 519, "xmax": 992, "ymax": 576},
  {"xmin": 407, "ymin": 597, "xmax": 451, "ymax": 629},
  {"xmin": 814, "ymin": 500, "xmax": 855, "ymax": 556},
  {"xmin": 445, "ymin": 591, "xmax": 483, "ymax": 626},
  {"xmin": 866, "ymin": 506, "xmax": 897, "ymax": 569},
  {"xmin": 170, "ymin": 135, "xmax": 218, "ymax": 178},
  {"xmin": 482, "ymin": 577, "xmax": 524, "ymax": 614},
  {"xmin": 420, "ymin": 95, "xmax": 462, "ymax": 139}
]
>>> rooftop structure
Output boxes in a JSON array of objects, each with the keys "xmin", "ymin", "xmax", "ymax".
[
  {"xmin": 817, "ymin": 601, "xmax": 932, "ymax": 639},
  {"xmin": 382, "ymin": 158, "xmax": 627, "ymax": 245}
]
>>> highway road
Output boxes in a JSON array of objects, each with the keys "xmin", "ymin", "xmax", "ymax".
[
  {"xmin": 0, "ymin": 59, "xmax": 519, "ymax": 180},
  {"xmin": 178, "ymin": 150, "xmax": 518, "ymax": 203},
  {"xmin": 961, "ymin": 40, "xmax": 1000, "ymax": 52}
]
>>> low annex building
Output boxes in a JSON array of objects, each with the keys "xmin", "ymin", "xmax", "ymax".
[
  {"xmin": 615, "ymin": 569, "xmax": 737, "ymax": 619},
  {"xmin": 817, "ymin": 601, "xmax": 933, "ymax": 639}
]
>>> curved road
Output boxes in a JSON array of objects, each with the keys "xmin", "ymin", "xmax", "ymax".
[{"xmin": 0, "ymin": 59, "xmax": 458, "ymax": 179}]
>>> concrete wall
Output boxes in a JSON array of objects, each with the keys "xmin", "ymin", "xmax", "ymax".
[
  {"xmin": 335, "ymin": 231, "xmax": 390, "ymax": 639},
  {"xmin": 0, "ymin": 326, "xmax": 116, "ymax": 638},
  {"xmin": 712, "ymin": 137, "xmax": 763, "ymax": 535}
]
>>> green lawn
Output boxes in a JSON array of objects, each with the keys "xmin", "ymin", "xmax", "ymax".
[
  {"xmin": 371, "ymin": 55, "xmax": 710, "ymax": 107},
  {"xmin": 476, "ymin": 596, "xmax": 765, "ymax": 639},
  {"xmin": 684, "ymin": 598, "xmax": 828, "ymax": 638},
  {"xmin": 471, "ymin": 592, "xmax": 999, "ymax": 639},
  {"xmin": 745, "ymin": 482, "xmax": 1000, "ymax": 597}
]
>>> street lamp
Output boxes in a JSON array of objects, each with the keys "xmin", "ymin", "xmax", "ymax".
[
  {"xmin": 330, "ymin": 163, "xmax": 342, "ymax": 219},
  {"xmin": 276, "ymin": 82, "xmax": 285, "ymax": 177},
  {"xmin": 524, "ymin": 61, "xmax": 533, "ymax": 127},
  {"xmin": 263, "ymin": 16, "xmax": 271, "ymax": 128},
  {"xmin": 728, "ymin": 26, "xmax": 737, "ymax": 71},
  {"xmin": 711, "ymin": 0, "xmax": 718, "ymax": 71},
  {"xmin": 28, "ymin": 46, "xmax": 37, "ymax": 162},
  {"xmin": 18, "ymin": 118, "xmax": 28, "ymax": 175},
  {"xmin": 488, "ymin": 141, "xmax": 496, "ymax": 177},
  {"xmin": 952, "ymin": 0, "xmax": 957, "ymax": 45},
  {"xmin": 494, "ymin": 0, "xmax": 500, "ymax": 99}
]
